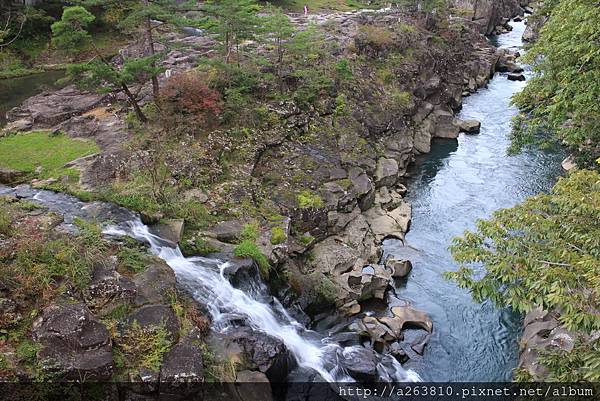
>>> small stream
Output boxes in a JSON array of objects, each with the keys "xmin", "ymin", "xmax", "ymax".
[{"xmin": 384, "ymin": 20, "xmax": 564, "ymax": 381}]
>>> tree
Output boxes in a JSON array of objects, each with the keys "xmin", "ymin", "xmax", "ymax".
[
  {"xmin": 74, "ymin": 0, "xmax": 184, "ymax": 97},
  {"xmin": 203, "ymin": 0, "xmax": 261, "ymax": 64},
  {"xmin": 446, "ymin": 169, "xmax": 600, "ymax": 379},
  {"xmin": 52, "ymin": 6, "xmax": 161, "ymax": 122},
  {"xmin": 260, "ymin": 4, "xmax": 294, "ymax": 90},
  {"xmin": 0, "ymin": 3, "xmax": 27, "ymax": 49},
  {"xmin": 512, "ymin": 0, "xmax": 600, "ymax": 168}
]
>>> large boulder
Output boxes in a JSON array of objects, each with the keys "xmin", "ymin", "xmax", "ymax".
[
  {"xmin": 150, "ymin": 219, "xmax": 185, "ymax": 244},
  {"xmin": 6, "ymin": 86, "xmax": 106, "ymax": 128},
  {"xmin": 159, "ymin": 336, "xmax": 204, "ymax": 394},
  {"xmin": 84, "ymin": 258, "xmax": 137, "ymax": 312},
  {"xmin": 413, "ymin": 127, "xmax": 432, "ymax": 154},
  {"xmin": 432, "ymin": 109, "xmax": 460, "ymax": 139},
  {"xmin": 121, "ymin": 304, "xmax": 180, "ymax": 342},
  {"xmin": 0, "ymin": 167, "xmax": 27, "ymax": 185},
  {"xmin": 354, "ymin": 316, "xmax": 397, "ymax": 344},
  {"xmin": 349, "ymin": 168, "xmax": 375, "ymax": 211},
  {"xmin": 32, "ymin": 303, "xmax": 113, "ymax": 380},
  {"xmin": 374, "ymin": 158, "xmax": 399, "ymax": 188},
  {"xmin": 132, "ymin": 260, "xmax": 177, "ymax": 306},
  {"xmin": 234, "ymin": 371, "xmax": 273, "ymax": 401},
  {"xmin": 389, "ymin": 306, "xmax": 433, "ymax": 333},
  {"xmin": 364, "ymin": 202, "xmax": 411, "ymax": 243},
  {"xmin": 341, "ymin": 347, "xmax": 378, "ymax": 382},
  {"xmin": 507, "ymin": 73, "xmax": 526, "ymax": 81},
  {"xmin": 457, "ymin": 119, "xmax": 481, "ymax": 134},
  {"xmin": 207, "ymin": 219, "xmax": 244, "ymax": 243},
  {"xmin": 469, "ymin": 0, "xmax": 524, "ymax": 35},
  {"xmin": 517, "ymin": 309, "xmax": 580, "ymax": 380},
  {"xmin": 375, "ymin": 187, "xmax": 403, "ymax": 212},
  {"xmin": 221, "ymin": 327, "xmax": 293, "ymax": 383},
  {"xmin": 385, "ymin": 258, "xmax": 413, "ymax": 278}
]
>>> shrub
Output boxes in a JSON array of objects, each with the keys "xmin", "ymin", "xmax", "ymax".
[
  {"xmin": 315, "ymin": 275, "xmax": 338, "ymax": 304},
  {"xmin": 358, "ymin": 24, "xmax": 394, "ymax": 50},
  {"xmin": 116, "ymin": 322, "xmax": 172, "ymax": 373},
  {"xmin": 234, "ymin": 240, "xmax": 270, "ymax": 278},
  {"xmin": 391, "ymin": 90, "xmax": 413, "ymax": 111},
  {"xmin": 159, "ymin": 71, "xmax": 223, "ymax": 128},
  {"xmin": 15, "ymin": 341, "xmax": 41, "ymax": 367},
  {"xmin": 270, "ymin": 227, "xmax": 287, "ymax": 245},
  {"xmin": 117, "ymin": 246, "xmax": 150, "ymax": 274},
  {"xmin": 334, "ymin": 59, "xmax": 354, "ymax": 81},
  {"xmin": 297, "ymin": 190, "xmax": 324, "ymax": 209},
  {"xmin": 0, "ymin": 208, "xmax": 12, "ymax": 236},
  {"xmin": 299, "ymin": 233, "xmax": 314, "ymax": 246},
  {"xmin": 240, "ymin": 222, "xmax": 260, "ymax": 242}
]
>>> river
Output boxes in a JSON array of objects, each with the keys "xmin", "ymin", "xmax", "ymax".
[
  {"xmin": 384, "ymin": 20, "xmax": 564, "ymax": 381},
  {"xmin": 0, "ymin": 18, "xmax": 565, "ymax": 386}
]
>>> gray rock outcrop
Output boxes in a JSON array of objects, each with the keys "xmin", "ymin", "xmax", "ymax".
[{"xmin": 32, "ymin": 303, "xmax": 114, "ymax": 380}]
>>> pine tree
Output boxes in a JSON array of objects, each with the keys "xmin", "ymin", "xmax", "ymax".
[
  {"xmin": 52, "ymin": 6, "xmax": 162, "ymax": 122},
  {"xmin": 203, "ymin": 0, "xmax": 261, "ymax": 64}
]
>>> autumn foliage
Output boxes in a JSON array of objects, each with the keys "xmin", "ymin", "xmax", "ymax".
[{"xmin": 159, "ymin": 71, "xmax": 223, "ymax": 129}]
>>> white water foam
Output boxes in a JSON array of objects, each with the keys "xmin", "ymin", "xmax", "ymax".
[{"xmin": 104, "ymin": 220, "xmax": 420, "ymax": 383}]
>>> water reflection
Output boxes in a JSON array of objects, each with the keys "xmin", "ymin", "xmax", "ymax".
[{"xmin": 0, "ymin": 70, "xmax": 64, "ymax": 127}]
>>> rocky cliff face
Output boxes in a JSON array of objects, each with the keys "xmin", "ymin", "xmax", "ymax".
[
  {"xmin": 452, "ymin": 0, "xmax": 529, "ymax": 35},
  {"xmin": 1, "ymin": 1, "xmax": 532, "ymax": 388}
]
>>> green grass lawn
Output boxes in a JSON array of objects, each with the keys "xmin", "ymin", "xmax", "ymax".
[{"xmin": 0, "ymin": 131, "xmax": 99, "ymax": 180}]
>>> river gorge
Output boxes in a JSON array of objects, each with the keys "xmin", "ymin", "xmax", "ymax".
[
  {"xmin": 384, "ymin": 19, "xmax": 564, "ymax": 381},
  {"xmin": 0, "ymin": 1, "xmax": 577, "ymax": 398}
]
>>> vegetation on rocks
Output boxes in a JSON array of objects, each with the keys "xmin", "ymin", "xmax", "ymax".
[{"xmin": 6, "ymin": 0, "xmax": 588, "ymax": 388}]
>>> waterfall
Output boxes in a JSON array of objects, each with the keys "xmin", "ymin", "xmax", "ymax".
[{"xmin": 104, "ymin": 219, "xmax": 420, "ymax": 383}]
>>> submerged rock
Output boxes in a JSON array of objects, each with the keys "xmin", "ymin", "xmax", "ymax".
[{"xmin": 507, "ymin": 73, "xmax": 526, "ymax": 81}]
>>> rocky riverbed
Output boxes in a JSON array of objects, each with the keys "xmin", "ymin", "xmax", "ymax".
[{"xmin": 0, "ymin": 0, "xmax": 541, "ymax": 397}]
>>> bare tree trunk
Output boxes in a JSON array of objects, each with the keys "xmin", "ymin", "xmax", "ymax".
[
  {"xmin": 121, "ymin": 83, "xmax": 147, "ymax": 123},
  {"xmin": 143, "ymin": 0, "xmax": 160, "ymax": 97}
]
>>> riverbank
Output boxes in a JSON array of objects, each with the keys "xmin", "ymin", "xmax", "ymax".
[
  {"xmin": 383, "ymin": 18, "xmax": 565, "ymax": 380},
  {"xmin": 0, "ymin": 0, "xmax": 535, "ymax": 394}
]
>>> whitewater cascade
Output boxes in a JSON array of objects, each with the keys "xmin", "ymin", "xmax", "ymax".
[{"xmin": 104, "ymin": 219, "xmax": 420, "ymax": 383}]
